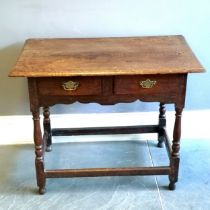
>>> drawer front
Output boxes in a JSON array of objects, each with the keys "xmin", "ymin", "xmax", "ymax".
[
  {"xmin": 37, "ymin": 77, "xmax": 102, "ymax": 96},
  {"xmin": 114, "ymin": 74, "xmax": 185, "ymax": 97}
]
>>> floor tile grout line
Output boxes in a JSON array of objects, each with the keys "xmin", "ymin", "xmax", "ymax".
[
  {"xmin": 146, "ymin": 140, "xmax": 165, "ymax": 210},
  {"xmin": 154, "ymin": 176, "xmax": 165, "ymax": 210}
]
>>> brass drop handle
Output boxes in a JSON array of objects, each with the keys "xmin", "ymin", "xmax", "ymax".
[
  {"xmin": 62, "ymin": 80, "xmax": 79, "ymax": 91},
  {"xmin": 139, "ymin": 79, "xmax": 157, "ymax": 89}
]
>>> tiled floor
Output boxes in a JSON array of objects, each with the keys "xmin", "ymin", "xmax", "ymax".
[{"xmin": 0, "ymin": 135, "xmax": 210, "ymax": 210}]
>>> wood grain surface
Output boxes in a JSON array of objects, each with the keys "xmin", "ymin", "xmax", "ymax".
[{"xmin": 9, "ymin": 35, "xmax": 204, "ymax": 77}]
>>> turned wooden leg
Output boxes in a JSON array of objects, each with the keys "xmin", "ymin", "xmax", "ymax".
[
  {"xmin": 169, "ymin": 106, "xmax": 183, "ymax": 190},
  {"xmin": 43, "ymin": 107, "xmax": 52, "ymax": 152},
  {"xmin": 157, "ymin": 103, "xmax": 166, "ymax": 148},
  {"xmin": 32, "ymin": 110, "xmax": 46, "ymax": 194}
]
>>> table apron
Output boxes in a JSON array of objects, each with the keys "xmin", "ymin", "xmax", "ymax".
[{"xmin": 28, "ymin": 74, "xmax": 187, "ymax": 110}]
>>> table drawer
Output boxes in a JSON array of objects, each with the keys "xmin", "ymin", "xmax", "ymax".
[
  {"xmin": 37, "ymin": 77, "xmax": 102, "ymax": 96},
  {"xmin": 114, "ymin": 75, "xmax": 185, "ymax": 96}
]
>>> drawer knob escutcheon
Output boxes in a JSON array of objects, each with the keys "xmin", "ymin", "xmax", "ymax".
[
  {"xmin": 62, "ymin": 80, "xmax": 79, "ymax": 91},
  {"xmin": 139, "ymin": 79, "xmax": 157, "ymax": 89}
]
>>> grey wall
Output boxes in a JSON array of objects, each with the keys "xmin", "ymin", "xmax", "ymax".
[{"xmin": 0, "ymin": 0, "xmax": 209, "ymax": 115}]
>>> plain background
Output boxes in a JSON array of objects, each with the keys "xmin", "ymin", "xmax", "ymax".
[{"xmin": 0, "ymin": 0, "xmax": 209, "ymax": 115}]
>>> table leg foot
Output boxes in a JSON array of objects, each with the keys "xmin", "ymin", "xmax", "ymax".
[
  {"xmin": 46, "ymin": 145, "xmax": 52, "ymax": 152},
  {"xmin": 39, "ymin": 187, "xmax": 46, "ymax": 195},
  {"xmin": 168, "ymin": 182, "xmax": 176, "ymax": 190},
  {"xmin": 157, "ymin": 140, "xmax": 164, "ymax": 148}
]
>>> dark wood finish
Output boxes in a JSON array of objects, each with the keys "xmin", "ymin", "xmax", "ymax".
[
  {"xmin": 32, "ymin": 110, "xmax": 46, "ymax": 194},
  {"xmin": 52, "ymin": 125, "xmax": 159, "ymax": 136},
  {"xmin": 114, "ymin": 74, "xmax": 182, "ymax": 95},
  {"xmin": 43, "ymin": 107, "xmax": 52, "ymax": 152},
  {"xmin": 37, "ymin": 77, "xmax": 102, "ymax": 96},
  {"xmin": 46, "ymin": 167, "xmax": 170, "ymax": 178},
  {"xmin": 9, "ymin": 36, "xmax": 204, "ymax": 194},
  {"xmin": 36, "ymin": 74, "xmax": 187, "ymax": 107},
  {"xmin": 169, "ymin": 106, "xmax": 183, "ymax": 190},
  {"xmin": 157, "ymin": 103, "xmax": 166, "ymax": 147},
  {"xmin": 162, "ymin": 128, "xmax": 172, "ymax": 158},
  {"xmin": 28, "ymin": 78, "xmax": 39, "ymax": 112}
]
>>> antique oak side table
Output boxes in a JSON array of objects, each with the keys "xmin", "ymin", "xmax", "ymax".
[{"xmin": 9, "ymin": 36, "xmax": 204, "ymax": 194}]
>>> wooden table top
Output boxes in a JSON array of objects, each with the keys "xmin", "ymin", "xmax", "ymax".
[{"xmin": 9, "ymin": 35, "xmax": 204, "ymax": 77}]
